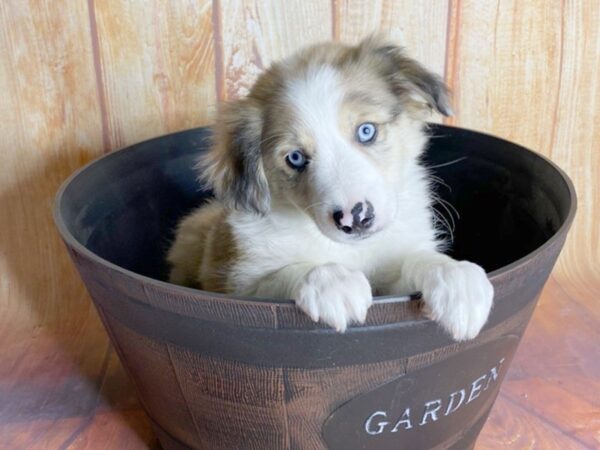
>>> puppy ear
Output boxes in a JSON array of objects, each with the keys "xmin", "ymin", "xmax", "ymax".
[
  {"xmin": 362, "ymin": 37, "xmax": 453, "ymax": 117},
  {"xmin": 197, "ymin": 99, "xmax": 270, "ymax": 214}
]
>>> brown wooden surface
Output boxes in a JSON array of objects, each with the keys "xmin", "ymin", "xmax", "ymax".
[{"xmin": 1, "ymin": 1, "xmax": 599, "ymax": 449}]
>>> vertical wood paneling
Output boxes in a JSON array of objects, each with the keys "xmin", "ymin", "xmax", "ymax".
[
  {"xmin": 92, "ymin": 0, "xmax": 216, "ymax": 149},
  {"xmin": 0, "ymin": 0, "xmax": 104, "ymax": 331},
  {"xmin": 216, "ymin": 0, "xmax": 332, "ymax": 101},
  {"xmin": 0, "ymin": 1, "xmax": 124, "ymax": 447},
  {"xmin": 335, "ymin": 0, "xmax": 449, "ymax": 76},
  {"xmin": 549, "ymin": 0, "xmax": 600, "ymax": 294},
  {"xmin": 446, "ymin": 1, "xmax": 563, "ymax": 153},
  {"xmin": 0, "ymin": 0, "xmax": 106, "ymax": 360},
  {"xmin": 446, "ymin": 0, "xmax": 599, "ymax": 296}
]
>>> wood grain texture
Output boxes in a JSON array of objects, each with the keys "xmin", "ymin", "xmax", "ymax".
[
  {"xmin": 92, "ymin": 0, "xmax": 216, "ymax": 149},
  {"xmin": 548, "ymin": 0, "xmax": 600, "ymax": 295},
  {"xmin": 478, "ymin": 276, "xmax": 600, "ymax": 449},
  {"xmin": 216, "ymin": 0, "xmax": 332, "ymax": 101},
  {"xmin": 0, "ymin": 1, "xmax": 122, "ymax": 448},
  {"xmin": 445, "ymin": 0, "xmax": 563, "ymax": 150},
  {"xmin": 446, "ymin": 0, "xmax": 600, "ymax": 293},
  {"xmin": 167, "ymin": 348, "xmax": 289, "ymax": 449},
  {"xmin": 0, "ymin": 0, "xmax": 599, "ymax": 449},
  {"xmin": 334, "ymin": 0, "xmax": 449, "ymax": 75},
  {"xmin": 102, "ymin": 315, "xmax": 201, "ymax": 448}
]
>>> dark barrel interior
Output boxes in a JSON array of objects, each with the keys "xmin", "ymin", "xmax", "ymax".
[{"xmin": 57, "ymin": 124, "xmax": 572, "ymax": 285}]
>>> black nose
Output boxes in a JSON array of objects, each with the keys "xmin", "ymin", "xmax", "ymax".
[
  {"xmin": 332, "ymin": 201, "xmax": 375, "ymax": 235},
  {"xmin": 332, "ymin": 209, "xmax": 353, "ymax": 234}
]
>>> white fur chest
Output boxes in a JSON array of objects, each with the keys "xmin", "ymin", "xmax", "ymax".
[{"xmin": 226, "ymin": 185, "xmax": 439, "ymax": 298}]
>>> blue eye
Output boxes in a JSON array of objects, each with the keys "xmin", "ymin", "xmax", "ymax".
[
  {"xmin": 285, "ymin": 150, "xmax": 308, "ymax": 171},
  {"xmin": 356, "ymin": 122, "xmax": 377, "ymax": 144}
]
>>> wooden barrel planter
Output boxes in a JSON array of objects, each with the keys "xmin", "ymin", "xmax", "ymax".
[{"xmin": 54, "ymin": 124, "xmax": 576, "ymax": 450}]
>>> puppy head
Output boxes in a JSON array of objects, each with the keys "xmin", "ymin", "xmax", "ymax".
[{"xmin": 199, "ymin": 36, "xmax": 451, "ymax": 242}]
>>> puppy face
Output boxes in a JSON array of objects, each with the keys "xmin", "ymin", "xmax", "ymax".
[{"xmin": 199, "ymin": 37, "xmax": 451, "ymax": 243}]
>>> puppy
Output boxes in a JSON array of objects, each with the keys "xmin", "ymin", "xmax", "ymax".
[{"xmin": 167, "ymin": 37, "xmax": 493, "ymax": 340}]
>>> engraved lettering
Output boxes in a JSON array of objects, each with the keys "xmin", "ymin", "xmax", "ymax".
[
  {"xmin": 484, "ymin": 358, "xmax": 505, "ymax": 390},
  {"xmin": 467, "ymin": 374, "xmax": 487, "ymax": 404},
  {"xmin": 360, "ymin": 356, "xmax": 509, "ymax": 437},
  {"xmin": 419, "ymin": 399, "xmax": 442, "ymax": 425},
  {"xmin": 365, "ymin": 411, "xmax": 389, "ymax": 435},
  {"xmin": 391, "ymin": 408, "xmax": 413, "ymax": 431},
  {"xmin": 444, "ymin": 389, "xmax": 466, "ymax": 416}
]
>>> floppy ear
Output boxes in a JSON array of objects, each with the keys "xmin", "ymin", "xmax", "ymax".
[
  {"xmin": 362, "ymin": 37, "xmax": 452, "ymax": 117},
  {"xmin": 197, "ymin": 99, "xmax": 270, "ymax": 214}
]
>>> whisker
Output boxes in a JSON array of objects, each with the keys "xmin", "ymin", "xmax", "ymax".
[
  {"xmin": 287, "ymin": 197, "xmax": 304, "ymax": 214},
  {"xmin": 429, "ymin": 174, "xmax": 452, "ymax": 192},
  {"xmin": 437, "ymin": 197, "xmax": 460, "ymax": 220},
  {"xmin": 431, "ymin": 194, "xmax": 456, "ymax": 232},
  {"xmin": 427, "ymin": 156, "xmax": 467, "ymax": 170},
  {"xmin": 303, "ymin": 201, "xmax": 328, "ymax": 213},
  {"xmin": 287, "ymin": 198, "xmax": 330, "ymax": 216},
  {"xmin": 431, "ymin": 207, "xmax": 454, "ymax": 243},
  {"xmin": 427, "ymin": 168, "xmax": 461, "ymax": 243}
]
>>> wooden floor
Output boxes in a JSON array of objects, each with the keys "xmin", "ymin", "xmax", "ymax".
[{"xmin": 0, "ymin": 274, "xmax": 599, "ymax": 450}]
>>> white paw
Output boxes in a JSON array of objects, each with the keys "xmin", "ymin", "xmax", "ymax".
[
  {"xmin": 294, "ymin": 263, "xmax": 373, "ymax": 332},
  {"xmin": 422, "ymin": 261, "xmax": 494, "ymax": 341}
]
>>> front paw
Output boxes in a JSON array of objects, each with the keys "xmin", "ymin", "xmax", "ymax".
[
  {"xmin": 295, "ymin": 263, "xmax": 373, "ymax": 332},
  {"xmin": 422, "ymin": 261, "xmax": 494, "ymax": 341}
]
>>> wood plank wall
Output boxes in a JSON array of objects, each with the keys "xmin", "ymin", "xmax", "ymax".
[{"xmin": 0, "ymin": 1, "xmax": 598, "ymax": 448}]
